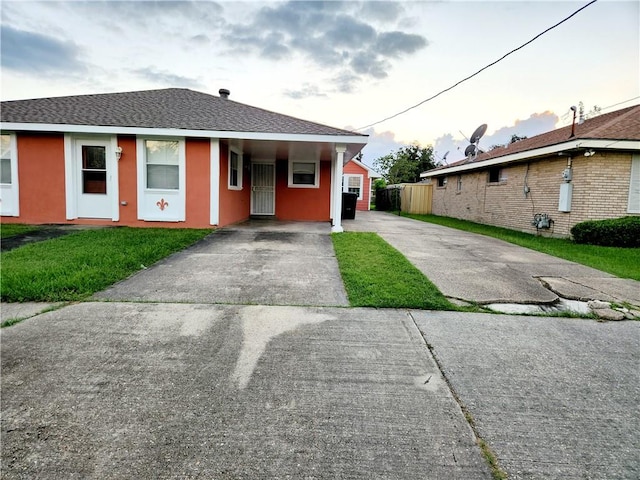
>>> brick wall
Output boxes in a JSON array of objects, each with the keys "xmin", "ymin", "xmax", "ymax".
[{"xmin": 429, "ymin": 152, "xmax": 638, "ymax": 237}]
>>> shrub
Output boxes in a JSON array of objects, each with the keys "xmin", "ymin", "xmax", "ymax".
[{"xmin": 570, "ymin": 216, "xmax": 640, "ymax": 248}]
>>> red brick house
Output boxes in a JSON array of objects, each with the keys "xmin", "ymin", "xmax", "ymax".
[
  {"xmin": 343, "ymin": 158, "xmax": 379, "ymax": 211},
  {"xmin": 420, "ymin": 105, "xmax": 640, "ymax": 237},
  {"xmin": 0, "ymin": 88, "xmax": 368, "ymax": 232}
]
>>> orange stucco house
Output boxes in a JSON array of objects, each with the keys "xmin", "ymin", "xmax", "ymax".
[
  {"xmin": 342, "ymin": 158, "xmax": 379, "ymax": 211},
  {"xmin": 0, "ymin": 88, "xmax": 368, "ymax": 231}
]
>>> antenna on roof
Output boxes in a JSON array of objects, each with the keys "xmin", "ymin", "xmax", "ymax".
[
  {"xmin": 435, "ymin": 150, "xmax": 450, "ymax": 165},
  {"xmin": 464, "ymin": 123, "xmax": 487, "ymax": 160}
]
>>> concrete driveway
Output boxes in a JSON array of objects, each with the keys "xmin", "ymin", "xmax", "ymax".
[
  {"xmin": 95, "ymin": 220, "xmax": 349, "ymax": 306},
  {"xmin": 1, "ymin": 303, "xmax": 492, "ymax": 479},
  {"xmin": 344, "ymin": 211, "xmax": 640, "ymax": 308}
]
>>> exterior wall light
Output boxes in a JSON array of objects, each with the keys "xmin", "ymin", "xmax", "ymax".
[{"xmin": 115, "ymin": 146, "xmax": 123, "ymax": 160}]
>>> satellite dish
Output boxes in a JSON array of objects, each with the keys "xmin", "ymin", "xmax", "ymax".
[
  {"xmin": 470, "ymin": 124, "xmax": 488, "ymax": 144},
  {"xmin": 464, "ymin": 144, "xmax": 477, "ymax": 157}
]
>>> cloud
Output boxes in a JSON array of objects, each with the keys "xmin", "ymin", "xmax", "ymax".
[
  {"xmin": 220, "ymin": 1, "xmax": 428, "ymax": 89},
  {"xmin": 375, "ymin": 31, "xmax": 428, "ymax": 58},
  {"xmin": 0, "ymin": 25, "xmax": 86, "ymax": 75},
  {"xmin": 359, "ymin": 1, "xmax": 403, "ymax": 22},
  {"xmin": 132, "ymin": 67, "xmax": 203, "ymax": 89},
  {"xmin": 356, "ymin": 128, "xmax": 407, "ymax": 167},
  {"xmin": 75, "ymin": 0, "xmax": 224, "ymax": 30},
  {"xmin": 190, "ymin": 34, "xmax": 210, "ymax": 45},
  {"xmin": 283, "ymin": 83, "xmax": 328, "ymax": 100}
]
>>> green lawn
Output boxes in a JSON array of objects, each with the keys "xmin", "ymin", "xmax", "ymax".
[
  {"xmin": 1, "ymin": 223, "xmax": 41, "ymax": 239},
  {"xmin": 404, "ymin": 214, "xmax": 640, "ymax": 281},
  {"xmin": 1, "ymin": 227, "xmax": 212, "ymax": 302},
  {"xmin": 332, "ymin": 232, "xmax": 454, "ymax": 310}
]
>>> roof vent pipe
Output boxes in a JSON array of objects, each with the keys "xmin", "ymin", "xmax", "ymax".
[
  {"xmin": 219, "ymin": 88, "xmax": 230, "ymax": 99},
  {"xmin": 569, "ymin": 105, "xmax": 577, "ymax": 138}
]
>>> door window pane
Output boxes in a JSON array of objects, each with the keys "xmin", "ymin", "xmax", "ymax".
[
  {"xmin": 82, "ymin": 146, "xmax": 106, "ymax": 169},
  {"xmin": 82, "ymin": 145, "xmax": 106, "ymax": 194}
]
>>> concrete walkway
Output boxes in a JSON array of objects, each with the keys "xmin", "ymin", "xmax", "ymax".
[{"xmin": 344, "ymin": 211, "xmax": 640, "ymax": 308}]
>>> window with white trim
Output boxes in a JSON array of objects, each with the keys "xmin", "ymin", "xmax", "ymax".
[
  {"xmin": 343, "ymin": 174, "xmax": 363, "ymax": 199},
  {"xmin": 145, "ymin": 140, "xmax": 179, "ymax": 189},
  {"xmin": 0, "ymin": 134, "xmax": 12, "ymax": 185},
  {"xmin": 628, "ymin": 154, "xmax": 640, "ymax": 213},
  {"xmin": 228, "ymin": 148, "xmax": 242, "ymax": 190},
  {"xmin": 288, "ymin": 159, "xmax": 319, "ymax": 188}
]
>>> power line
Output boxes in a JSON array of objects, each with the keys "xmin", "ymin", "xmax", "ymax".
[
  {"xmin": 599, "ymin": 96, "xmax": 640, "ymax": 112},
  {"xmin": 356, "ymin": 0, "xmax": 599, "ymax": 131}
]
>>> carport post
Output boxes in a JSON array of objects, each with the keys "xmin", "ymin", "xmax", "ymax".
[{"xmin": 332, "ymin": 144, "xmax": 346, "ymax": 233}]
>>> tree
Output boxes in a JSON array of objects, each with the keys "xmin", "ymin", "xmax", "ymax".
[
  {"xmin": 373, "ymin": 144, "xmax": 438, "ymax": 184},
  {"xmin": 373, "ymin": 178, "xmax": 387, "ymax": 190},
  {"xmin": 490, "ymin": 134, "xmax": 527, "ymax": 150}
]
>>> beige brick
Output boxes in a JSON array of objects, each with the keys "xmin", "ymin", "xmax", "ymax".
[{"xmin": 430, "ymin": 153, "xmax": 639, "ymax": 237}]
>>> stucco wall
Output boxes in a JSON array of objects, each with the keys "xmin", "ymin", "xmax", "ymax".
[
  {"xmin": 343, "ymin": 160, "xmax": 371, "ymax": 211},
  {"xmin": 218, "ymin": 141, "xmax": 251, "ymax": 227},
  {"xmin": 429, "ymin": 152, "xmax": 638, "ymax": 237},
  {"xmin": 15, "ymin": 133, "xmax": 67, "ymax": 223},
  {"xmin": 275, "ymin": 159, "xmax": 331, "ymax": 221}
]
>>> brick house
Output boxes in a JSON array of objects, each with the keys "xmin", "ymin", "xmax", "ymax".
[
  {"xmin": 0, "ymin": 88, "xmax": 367, "ymax": 232},
  {"xmin": 420, "ymin": 105, "xmax": 640, "ymax": 237}
]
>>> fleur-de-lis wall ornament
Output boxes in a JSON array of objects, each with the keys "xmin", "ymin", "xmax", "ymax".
[{"xmin": 156, "ymin": 198, "xmax": 169, "ymax": 211}]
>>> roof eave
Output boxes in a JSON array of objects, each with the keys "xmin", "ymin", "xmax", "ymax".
[
  {"xmin": 420, "ymin": 138, "xmax": 640, "ymax": 178},
  {"xmin": 0, "ymin": 122, "xmax": 368, "ymax": 146}
]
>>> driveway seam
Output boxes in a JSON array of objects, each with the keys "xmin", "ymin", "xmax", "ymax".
[{"xmin": 406, "ymin": 309, "xmax": 507, "ymax": 479}]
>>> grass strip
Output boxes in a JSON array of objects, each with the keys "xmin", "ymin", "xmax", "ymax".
[
  {"xmin": 404, "ymin": 214, "xmax": 640, "ymax": 281},
  {"xmin": 1, "ymin": 223, "xmax": 41, "ymax": 239},
  {"xmin": 1, "ymin": 227, "xmax": 211, "ymax": 302},
  {"xmin": 332, "ymin": 232, "xmax": 454, "ymax": 310}
]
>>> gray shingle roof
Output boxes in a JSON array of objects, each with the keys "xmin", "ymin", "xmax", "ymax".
[{"xmin": 1, "ymin": 88, "xmax": 365, "ymax": 137}]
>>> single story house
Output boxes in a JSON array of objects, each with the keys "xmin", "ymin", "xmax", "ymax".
[
  {"xmin": 342, "ymin": 157, "xmax": 379, "ymax": 211},
  {"xmin": 420, "ymin": 105, "xmax": 640, "ymax": 237},
  {"xmin": 0, "ymin": 88, "xmax": 368, "ymax": 232}
]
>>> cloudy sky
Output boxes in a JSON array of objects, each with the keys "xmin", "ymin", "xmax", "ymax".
[{"xmin": 1, "ymin": 0, "xmax": 638, "ymax": 167}]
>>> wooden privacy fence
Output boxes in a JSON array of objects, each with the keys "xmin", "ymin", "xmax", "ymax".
[{"xmin": 400, "ymin": 183, "xmax": 433, "ymax": 214}]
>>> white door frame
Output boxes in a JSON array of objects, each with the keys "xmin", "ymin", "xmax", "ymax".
[
  {"xmin": 251, "ymin": 160, "xmax": 276, "ymax": 215},
  {"xmin": 65, "ymin": 134, "xmax": 119, "ymax": 221}
]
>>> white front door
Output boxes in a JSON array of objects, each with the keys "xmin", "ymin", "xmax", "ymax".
[
  {"xmin": 251, "ymin": 162, "xmax": 275, "ymax": 215},
  {"xmin": 76, "ymin": 139, "xmax": 112, "ymax": 219}
]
